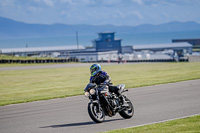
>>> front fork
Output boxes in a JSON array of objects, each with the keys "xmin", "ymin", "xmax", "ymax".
[{"xmin": 89, "ymin": 95, "xmax": 101, "ymax": 112}]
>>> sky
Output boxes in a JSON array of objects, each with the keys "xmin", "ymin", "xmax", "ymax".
[{"xmin": 0, "ymin": 0, "xmax": 200, "ymax": 26}]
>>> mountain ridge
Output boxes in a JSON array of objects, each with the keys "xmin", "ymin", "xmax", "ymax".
[{"xmin": 1, "ymin": 16, "xmax": 200, "ymax": 39}]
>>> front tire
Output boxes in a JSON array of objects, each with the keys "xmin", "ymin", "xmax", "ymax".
[
  {"xmin": 119, "ymin": 97, "xmax": 134, "ymax": 119},
  {"xmin": 88, "ymin": 103, "xmax": 105, "ymax": 123}
]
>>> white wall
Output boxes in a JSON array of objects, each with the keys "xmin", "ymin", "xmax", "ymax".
[{"xmin": 98, "ymin": 51, "xmax": 118, "ymax": 61}]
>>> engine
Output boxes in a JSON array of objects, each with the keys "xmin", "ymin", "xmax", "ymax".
[{"xmin": 111, "ymin": 96, "xmax": 120, "ymax": 108}]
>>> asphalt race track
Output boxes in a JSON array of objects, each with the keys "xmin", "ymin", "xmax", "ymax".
[
  {"xmin": 0, "ymin": 62, "xmax": 155, "ymax": 71},
  {"xmin": 0, "ymin": 63, "xmax": 118, "ymax": 71},
  {"xmin": 0, "ymin": 80, "xmax": 200, "ymax": 133}
]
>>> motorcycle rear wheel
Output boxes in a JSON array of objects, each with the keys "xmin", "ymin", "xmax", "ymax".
[
  {"xmin": 88, "ymin": 103, "xmax": 105, "ymax": 123},
  {"xmin": 119, "ymin": 97, "xmax": 134, "ymax": 119}
]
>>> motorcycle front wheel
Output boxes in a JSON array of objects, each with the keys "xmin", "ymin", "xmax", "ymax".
[
  {"xmin": 88, "ymin": 103, "xmax": 105, "ymax": 123},
  {"xmin": 119, "ymin": 97, "xmax": 134, "ymax": 119}
]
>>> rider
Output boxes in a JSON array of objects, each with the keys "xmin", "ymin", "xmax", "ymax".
[
  {"xmin": 90, "ymin": 64, "xmax": 111, "ymax": 86},
  {"xmin": 89, "ymin": 64, "xmax": 128, "ymax": 106}
]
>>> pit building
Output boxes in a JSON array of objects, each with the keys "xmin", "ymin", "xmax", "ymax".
[{"xmin": 0, "ymin": 32, "xmax": 193, "ymax": 62}]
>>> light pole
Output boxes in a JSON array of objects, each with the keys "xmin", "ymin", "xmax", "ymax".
[{"xmin": 76, "ymin": 31, "xmax": 79, "ymax": 50}]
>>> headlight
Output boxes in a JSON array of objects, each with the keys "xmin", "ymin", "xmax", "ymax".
[
  {"xmin": 90, "ymin": 89, "xmax": 95, "ymax": 95},
  {"xmin": 84, "ymin": 92, "xmax": 90, "ymax": 98}
]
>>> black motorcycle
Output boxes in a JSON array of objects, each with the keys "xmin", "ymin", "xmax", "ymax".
[{"xmin": 84, "ymin": 83, "xmax": 134, "ymax": 123}]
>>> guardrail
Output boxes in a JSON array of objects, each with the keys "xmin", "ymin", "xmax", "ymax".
[
  {"xmin": 0, "ymin": 59, "xmax": 79, "ymax": 64},
  {"xmin": 81, "ymin": 58, "xmax": 188, "ymax": 63},
  {"xmin": 126, "ymin": 58, "xmax": 188, "ymax": 62},
  {"xmin": 0, "ymin": 58, "xmax": 189, "ymax": 64}
]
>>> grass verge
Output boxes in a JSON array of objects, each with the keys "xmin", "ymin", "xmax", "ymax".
[
  {"xmin": 0, "ymin": 62, "xmax": 79, "ymax": 67},
  {"xmin": 0, "ymin": 62, "xmax": 200, "ymax": 106},
  {"xmin": 104, "ymin": 114, "xmax": 200, "ymax": 133}
]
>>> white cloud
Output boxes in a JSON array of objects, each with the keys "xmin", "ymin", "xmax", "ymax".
[
  {"xmin": 34, "ymin": 0, "xmax": 54, "ymax": 7},
  {"xmin": 0, "ymin": 0, "xmax": 200, "ymax": 26},
  {"xmin": 59, "ymin": 0, "xmax": 75, "ymax": 5},
  {"xmin": 57, "ymin": 0, "xmax": 95, "ymax": 6},
  {"xmin": 131, "ymin": 0, "xmax": 143, "ymax": 5},
  {"xmin": 112, "ymin": 10, "xmax": 126, "ymax": 19},
  {"xmin": 43, "ymin": 0, "xmax": 54, "ymax": 7},
  {"xmin": 130, "ymin": 11, "xmax": 144, "ymax": 19},
  {"xmin": 0, "ymin": 0, "xmax": 15, "ymax": 6},
  {"xmin": 81, "ymin": 0, "xmax": 95, "ymax": 5},
  {"xmin": 102, "ymin": 0, "xmax": 122, "ymax": 6}
]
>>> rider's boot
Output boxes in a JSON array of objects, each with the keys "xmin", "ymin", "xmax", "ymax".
[{"xmin": 119, "ymin": 95, "xmax": 129, "ymax": 107}]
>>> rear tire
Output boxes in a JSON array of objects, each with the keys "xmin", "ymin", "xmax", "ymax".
[
  {"xmin": 119, "ymin": 97, "xmax": 134, "ymax": 119},
  {"xmin": 88, "ymin": 103, "xmax": 105, "ymax": 123}
]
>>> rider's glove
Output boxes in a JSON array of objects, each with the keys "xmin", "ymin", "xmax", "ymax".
[
  {"xmin": 103, "ymin": 82, "xmax": 108, "ymax": 85},
  {"xmin": 100, "ymin": 82, "xmax": 107, "ymax": 86}
]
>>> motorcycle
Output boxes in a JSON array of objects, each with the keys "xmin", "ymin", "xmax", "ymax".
[{"xmin": 84, "ymin": 83, "xmax": 134, "ymax": 123}]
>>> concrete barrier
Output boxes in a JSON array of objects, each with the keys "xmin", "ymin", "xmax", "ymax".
[
  {"xmin": 0, "ymin": 59, "xmax": 78, "ymax": 64},
  {"xmin": 188, "ymin": 55, "xmax": 200, "ymax": 62}
]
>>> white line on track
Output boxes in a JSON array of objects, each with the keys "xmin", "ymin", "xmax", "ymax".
[{"xmin": 120, "ymin": 113, "xmax": 200, "ymax": 130}]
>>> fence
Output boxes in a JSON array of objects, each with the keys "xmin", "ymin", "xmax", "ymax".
[
  {"xmin": 0, "ymin": 58, "xmax": 189, "ymax": 64},
  {"xmin": 0, "ymin": 58, "xmax": 79, "ymax": 64}
]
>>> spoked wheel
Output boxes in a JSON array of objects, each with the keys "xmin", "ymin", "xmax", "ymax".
[
  {"xmin": 119, "ymin": 97, "xmax": 134, "ymax": 119},
  {"xmin": 88, "ymin": 103, "xmax": 105, "ymax": 123}
]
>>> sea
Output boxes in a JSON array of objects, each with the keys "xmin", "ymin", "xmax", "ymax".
[{"xmin": 0, "ymin": 31, "xmax": 200, "ymax": 49}]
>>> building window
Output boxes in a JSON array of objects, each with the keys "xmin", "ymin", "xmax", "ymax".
[
  {"xmin": 106, "ymin": 38, "xmax": 111, "ymax": 42},
  {"xmin": 107, "ymin": 44, "xmax": 112, "ymax": 47}
]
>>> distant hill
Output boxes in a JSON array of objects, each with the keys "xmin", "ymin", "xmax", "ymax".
[{"xmin": 1, "ymin": 16, "xmax": 200, "ymax": 39}]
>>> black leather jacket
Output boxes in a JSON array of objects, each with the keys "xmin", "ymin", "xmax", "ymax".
[{"xmin": 89, "ymin": 71, "xmax": 111, "ymax": 85}]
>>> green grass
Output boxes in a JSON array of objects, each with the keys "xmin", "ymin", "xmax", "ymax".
[
  {"xmin": 104, "ymin": 115, "xmax": 200, "ymax": 133},
  {"xmin": 1, "ymin": 62, "xmax": 200, "ymax": 106},
  {"xmin": 0, "ymin": 62, "xmax": 79, "ymax": 67},
  {"xmin": 193, "ymin": 49, "xmax": 200, "ymax": 52}
]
